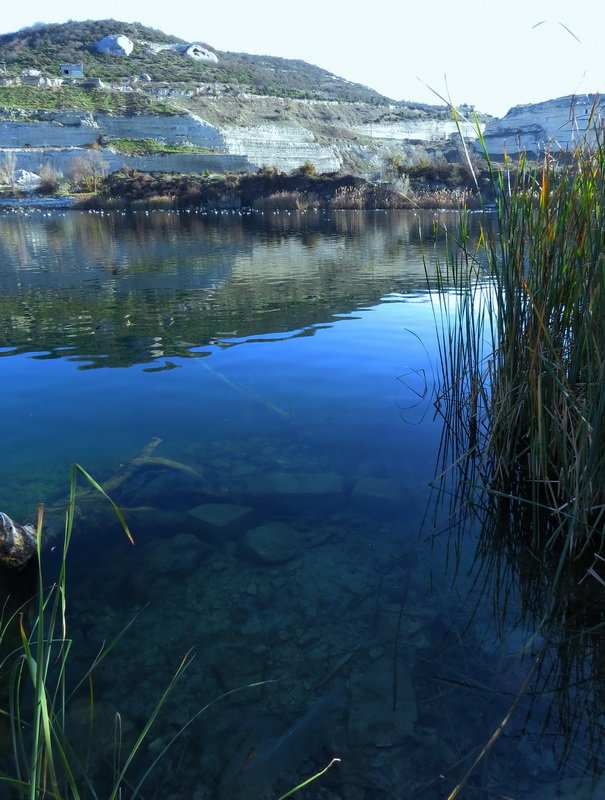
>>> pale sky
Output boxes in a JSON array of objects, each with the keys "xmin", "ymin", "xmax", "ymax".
[{"xmin": 0, "ymin": 0, "xmax": 601, "ymax": 117}]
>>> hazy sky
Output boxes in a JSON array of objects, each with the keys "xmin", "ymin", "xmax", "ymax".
[{"xmin": 0, "ymin": 0, "xmax": 601, "ymax": 117}]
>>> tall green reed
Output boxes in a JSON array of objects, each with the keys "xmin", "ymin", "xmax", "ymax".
[
  {"xmin": 0, "ymin": 464, "xmax": 193, "ymax": 800},
  {"xmin": 436, "ymin": 108, "xmax": 605, "ymax": 565},
  {"xmin": 432, "ymin": 104, "xmax": 605, "ymax": 762}
]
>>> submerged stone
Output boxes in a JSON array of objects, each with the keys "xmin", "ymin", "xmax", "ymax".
[
  {"xmin": 187, "ymin": 502, "xmax": 256, "ymax": 543},
  {"xmin": 244, "ymin": 471, "xmax": 345, "ymax": 514},
  {"xmin": 348, "ymin": 659, "xmax": 417, "ymax": 749},
  {"xmin": 350, "ymin": 476, "xmax": 408, "ymax": 516},
  {"xmin": 127, "ymin": 469, "xmax": 204, "ymax": 510},
  {"xmin": 241, "ymin": 521, "xmax": 302, "ymax": 563},
  {"xmin": 131, "ymin": 533, "xmax": 211, "ymax": 598},
  {"xmin": 0, "ymin": 512, "xmax": 37, "ymax": 570}
]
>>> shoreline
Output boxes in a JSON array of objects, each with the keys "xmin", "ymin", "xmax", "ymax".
[
  {"xmin": 0, "ymin": 193, "xmax": 78, "ymax": 209},
  {"xmin": 0, "ymin": 165, "xmax": 488, "ymax": 212}
]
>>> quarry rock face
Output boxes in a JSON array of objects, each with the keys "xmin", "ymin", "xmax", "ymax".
[
  {"xmin": 480, "ymin": 94, "xmax": 605, "ymax": 156},
  {"xmin": 351, "ymin": 118, "xmax": 477, "ymax": 142},
  {"xmin": 0, "ymin": 110, "xmax": 225, "ymax": 149},
  {"xmin": 95, "ymin": 35, "xmax": 134, "ymax": 57},
  {"xmin": 222, "ymin": 124, "xmax": 340, "ymax": 172}
]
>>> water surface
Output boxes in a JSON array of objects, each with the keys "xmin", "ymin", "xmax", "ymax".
[{"xmin": 0, "ymin": 208, "xmax": 600, "ymax": 799}]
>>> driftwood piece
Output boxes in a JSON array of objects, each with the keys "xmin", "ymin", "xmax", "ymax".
[
  {"xmin": 0, "ymin": 439, "xmax": 207, "ymax": 570},
  {"xmin": 43, "ymin": 437, "xmax": 209, "ymax": 545},
  {"xmin": 96, "ymin": 437, "xmax": 204, "ymax": 495}
]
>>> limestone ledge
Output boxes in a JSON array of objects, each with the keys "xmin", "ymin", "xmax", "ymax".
[
  {"xmin": 351, "ymin": 119, "xmax": 480, "ymax": 141},
  {"xmin": 0, "ymin": 110, "xmax": 224, "ymax": 149},
  {"xmin": 0, "ymin": 111, "xmax": 340, "ymax": 172},
  {"xmin": 2, "ymin": 146, "xmax": 250, "ymax": 175}
]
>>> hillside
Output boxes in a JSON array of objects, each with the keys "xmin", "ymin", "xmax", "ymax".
[
  {"xmin": 0, "ymin": 19, "xmax": 420, "ymax": 105},
  {"xmin": 0, "ymin": 19, "xmax": 486, "ymax": 181}
]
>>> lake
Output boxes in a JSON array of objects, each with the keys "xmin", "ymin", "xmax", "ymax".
[{"xmin": 0, "ymin": 207, "xmax": 601, "ymax": 799}]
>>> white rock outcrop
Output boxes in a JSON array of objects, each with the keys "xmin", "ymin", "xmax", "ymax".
[
  {"xmin": 142, "ymin": 40, "xmax": 218, "ymax": 63},
  {"xmin": 95, "ymin": 35, "xmax": 134, "ymax": 57},
  {"xmin": 13, "ymin": 169, "xmax": 41, "ymax": 189},
  {"xmin": 480, "ymin": 94, "xmax": 605, "ymax": 156},
  {"xmin": 181, "ymin": 44, "xmax": 218, "ymax": 63}
]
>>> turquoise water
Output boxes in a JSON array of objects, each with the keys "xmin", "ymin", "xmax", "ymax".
[{"xmin": 0, "ymin": 208, "xmax": 601, "ymax": 799}]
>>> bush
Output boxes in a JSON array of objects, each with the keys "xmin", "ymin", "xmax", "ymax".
[
  {"xmin": 252, "ymin": 190, "xmax": 320, "ymax": 210},
  {"xmin": 37, "ymin": 162, "xmax": 64, "ymax": 194},
  {"xmin": 291, "ymin": 161, "xmax": 317, "ymax": 177},
  {"xmin": 69, "ymin": 151, "xmax": 108, "ymax": 192}
]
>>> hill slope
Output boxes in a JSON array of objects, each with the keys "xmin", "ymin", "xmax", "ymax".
[
  {"xmin": 0, "ymin": 19, "xmax": 420, "ymax": 105},
  {"xmin": 0, "ymin": 19, "xmax": 486, "ymax": 179}
]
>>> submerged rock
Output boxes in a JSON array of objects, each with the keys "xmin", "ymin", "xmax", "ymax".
[
  {"xmin": 350, "ymin": 476, "xmax": 409, "ymax": 516},
  {"xmin": 219, "ymin": 686, "xmax": 346, "ymax": 798},
  {"xmin": 244, "ymin": 471, "xmax": 345, "ymax": 514},
  {"xmin": 347, "ymin": 658, "xmax": 417, "ymax": 751},
  {"xmin": 188, "ymin": 502, "xmax": 256, "ymax": 544},
  {"xmin": 241, "ymin": 521, "xmax": 302, "ymax": 563},
  {"xmin": 0, "ymin": 512, "xmax": 37, "ymax": 570},
  {"xmin": 131, "ymin": 533, "xmax": 211, "ymax": 599}
]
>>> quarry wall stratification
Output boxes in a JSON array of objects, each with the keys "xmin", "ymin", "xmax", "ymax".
[
  {"xmin": 0, "ymin": 110, "xmax": 225, "ymax": 149},
  {"xmin": 0, "ymin": 96, "xmax": 486, "ymax": 176},
  {"xmin": 221, "ymin": 125, "xmax": 340, "ymax": 172},
  {"xmin": 5, "ymin": 147, "xmax": 250, "ymax": 175}
]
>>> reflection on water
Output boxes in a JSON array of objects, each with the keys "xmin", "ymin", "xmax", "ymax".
[
  {"xmin": 0, "ymin": 208, "xmax": 602, "ymax": 799},
  {"xmin": 0, "ymin": 208, "xmax": 455, "ymax": 367}
]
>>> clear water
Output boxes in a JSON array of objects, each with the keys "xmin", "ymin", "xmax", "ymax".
[{"xmin": 0, "ymin": 208, "xmax": 601, "ymax": 799}]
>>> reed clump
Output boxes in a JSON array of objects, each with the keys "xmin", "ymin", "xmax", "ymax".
[
  {"xmin": 0, "ymin": 466, "xmax": 193, "ymax": 799},
  {"xmin": 432, "ymin": 110, "xmax": 605, "ymax": 768},
  {"xmin": 437, "ymin": 119, "xmax": 605, "ymax": 563},
  {"xmin": 252, "ymin": 190, "xmax": 321, "ymax": 210},
  {"xmin": 411, "ymin": 187, "xmax": 478, "ymax": 209}
]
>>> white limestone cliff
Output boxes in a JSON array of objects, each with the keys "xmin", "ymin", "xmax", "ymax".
[{"xmin": 480, "ymin": 94, "xmax": 605, "ymax": 156}]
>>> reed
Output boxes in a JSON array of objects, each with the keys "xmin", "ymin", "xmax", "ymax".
[
  {"xmin": 431, "ymin": 105, "xmax": 605, "ymax": 762},
  {"xmin": 0, "ymin": 464, "xmax": 192, "ymax": 799},
  {"xmin": 252, "ymin": 190, "xmax": 321, "ymax": 210},
  {"xmin": 436, "ymin": 107, "xmax": 605, "ymax": 566}
]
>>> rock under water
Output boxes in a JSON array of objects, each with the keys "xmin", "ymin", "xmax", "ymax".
[{"xmin": 0, "ymin": 512, "xmax": 37, "ymax": 570}]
